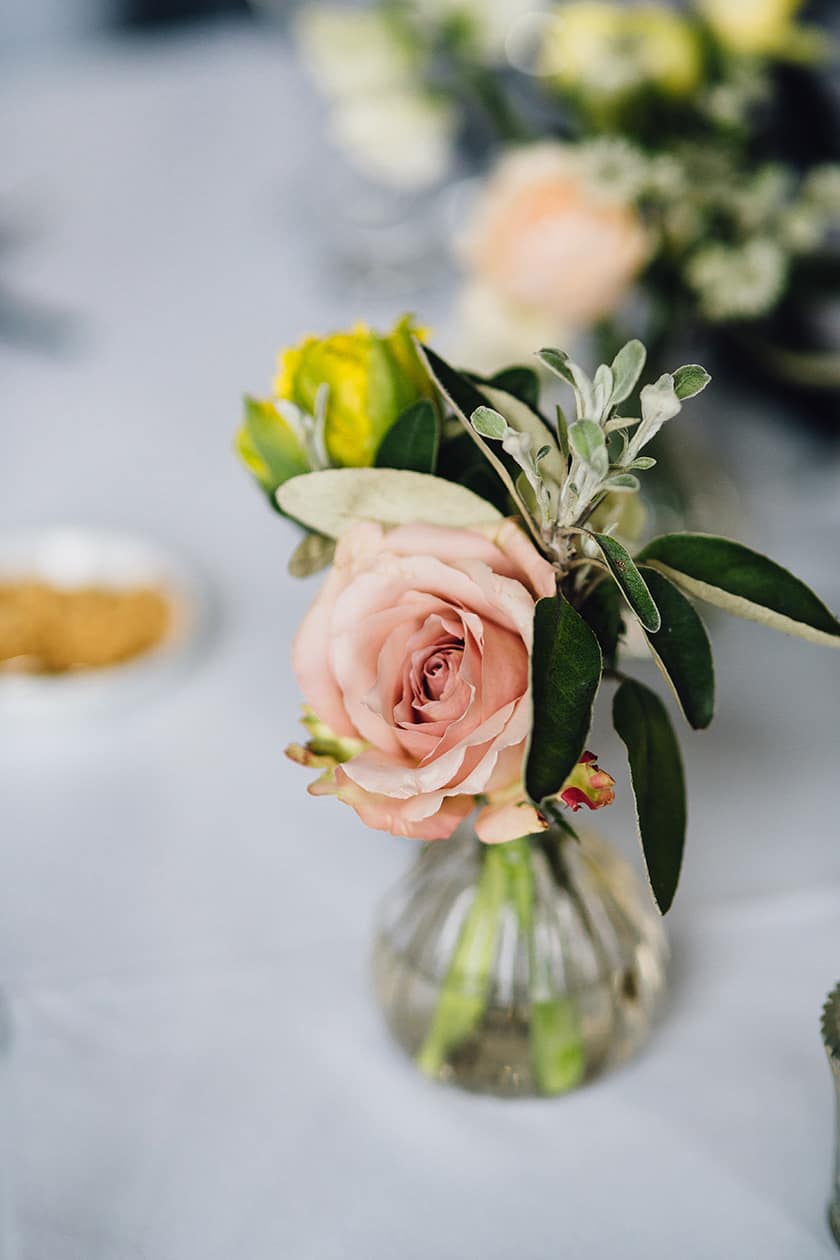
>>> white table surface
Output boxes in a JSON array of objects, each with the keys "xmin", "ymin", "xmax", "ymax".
[{"xmin": 2, "ymin": 22, "xmax": 840, "ymax": 1259}]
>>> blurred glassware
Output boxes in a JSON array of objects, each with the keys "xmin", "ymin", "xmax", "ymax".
[
  {"xmin": 823, "ymin": 981, "xmax": 840, "ymax": 1248},
  {"xmin": 373, "ymin": 824, "xmax": 668, "ymax": 1097},
  {"xmin": 0, "ymin": 527, "xmax": 215, "ymax": 719}
]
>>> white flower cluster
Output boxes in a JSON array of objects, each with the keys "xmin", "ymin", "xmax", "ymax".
[
  {"xmin": 654, "ymin": 146, "xmax": 840, "ymax": 322},
  {"xmin": 295, "ymin": 5, "xmax": 458, "ymax": 191}
]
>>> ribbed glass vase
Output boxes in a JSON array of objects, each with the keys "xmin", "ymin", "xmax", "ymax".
[{"xmin": 372, "ymin": 825, "xmax": 668, "ymax": 1097}]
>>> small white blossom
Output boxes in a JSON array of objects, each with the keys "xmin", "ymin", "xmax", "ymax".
[{"xmin": 686, "ymin": 238, "xmax": 788, "ymax": 322}]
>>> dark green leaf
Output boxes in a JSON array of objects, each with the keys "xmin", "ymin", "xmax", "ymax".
[
  {"xmin": 486, "ymin": 366, "xmax": 540, "ymax": 411},
  {"xmin": 417, "ymin": 343, "xmax": 539, "ymax": 537},
  {"xmin": 526, "ymin": 595, "xmax": 602, "ymax": 806},
  {"xmin": 590, "ymin": 533, "xmax": 661, "ymax": 633},
  {"xmin": 436, "ymin": 432, "xmax": 510, "ymax": 514},
  {"xmin": 640, "ymin": 567, "xmax": 715, "ymax": 730},
  {"xmin": 579, "ymin": 579, "xmax": 624, "ymax": 670},
  {"xmin": 555, "ymin": 404, "xmax": 569, "ymax": 460},
  {"xmin": 638, "ymin": 533, "xmax": 840, "ymax": 647},
  {"xmin": 374, "ymin": 400, "xmax": 439, "ymax": 473},
  {"xmin": 613, "ymin": 680, "xmax": 686, "ymax": 914}
]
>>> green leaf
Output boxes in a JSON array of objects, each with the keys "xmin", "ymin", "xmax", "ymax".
[
  {"xmin": 538, "ymin": 348, "xmax": 593, "ymax": 415},
  {"xmin": 485, "ymin": 366, "xmax": 540, "ymax": 410},
  {"xmin": 471, "ymin": 406, "xmax": 508, "ymax": 440},
  {"xmin": 241, "ymin": 396, "xmax": 309, "ymax": 491},
  {"xmin": 579, "ymin": 579, "xmax": 624, "ymax": 670},
  {"xmin": 526, "ymin": 595, "xmax": 602, "ymax": 806},
  {"xmin": 374, "ymin": 399, "xmax": 439, "ymax": 474},
  {"xmin": 610, "ymin": 339, "xmax": 647, "ymax": 406},
  {"xmin": 277, "ymin": 468, "xmax": 501, "ymax": 538},
  {"xmin": 637, "ymin": 533, "xmax": 840, "ymax": 648},
  {"xmin": 590, "ymin": 533, "xmax": 661, "ymax": 633},
  {"xmin": 673, "ymin": 364, "xmax": 711, "ymax": 400},
  {"xmin": 287, "ymin": 531, "xmax": 336, "ymax": 578},
  {"xmin": 640, "ymin": 566, "xmax": 715, "ymax": 730},
  {"xmin": 613, "ymin": 680, "xmax": 686, "ymax": 914}
]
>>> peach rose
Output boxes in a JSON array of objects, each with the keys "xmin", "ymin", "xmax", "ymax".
[
  {"xmin": 289, "ymin": 519, "xmax": 614, "ymax": 843},
  {"xmin": 459, "ymin": 142, "xmax": 650, "ymax": 331}
]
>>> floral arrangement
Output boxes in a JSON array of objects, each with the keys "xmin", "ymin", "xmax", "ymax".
[
  {"xmin": 296, "ymin": 0, "xmax": 840, "ymax": 422},
  {"xmin": 236, "ymin": 317, "xmax": 840, "ymax": 914}
]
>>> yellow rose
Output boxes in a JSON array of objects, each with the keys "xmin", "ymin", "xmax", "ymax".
[
  {"xmin": 697, "ymin": 0, "xmax": 816, "ymax": 58},
  {"xmin": 274, "ymin": 315, "xmax": 433, "ymax": 467},
  {"xmin": 540, "ymin": 2, "xmax": 702, "ymax": 107},
  {"xmin": 236, "ymin": 316, "xmax": 434, "ymax": 496}
]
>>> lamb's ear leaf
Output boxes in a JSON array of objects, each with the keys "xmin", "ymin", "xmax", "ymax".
[
  {"xmin": 526, "ymin": 595, "xmax": 602, "ymax": 807},
  {"xmin": 374, "ymin": 400, "xmax": 439, "ymax": 474},
  {"xmin": 639, "ymin": 566, "xmax": 715, "ymax": 730},
  {"xmin": 277, "ymin": 468, "xmax": 501, "ymax": 538},
  {"xmin": 638, "ymin": 533, "xmax": 840, "ymax": 647},
  {"xmin": 613, "ymin": 679, "xmax": 686, "ymax": 915},
  {"xmin": 578, "ymin": 579, "xmax": 624, "ymax": 670},
  {"xmin": 589, "ymin": 532, "xmax": 661, "ymax": 633},
  {"xmin": 609, "ymin": 340, "xmax": 647, "ymax": 406}
]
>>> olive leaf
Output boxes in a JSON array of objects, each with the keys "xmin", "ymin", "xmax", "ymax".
[
  {"xmin": 638, "ymin": 533, "xmax": 840, "ymax": 647},
  {"xmin": 613, "ymin": 679, "xmax": 686, "ymax": 915},
  {"xmin": 588, "ymin": 533, "xmax": 661, "ymax": 633},
  {"xmin": 526, "ymin": 595, "xmax": 602, "ymax": 807},
  {"xmin": 640, "ymin": 566, "xmax": 715, "ymax": 730}
]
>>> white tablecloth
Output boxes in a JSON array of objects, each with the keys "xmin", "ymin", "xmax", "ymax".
[{"xmin": 2, "ymin": 23, "xmax": 840, "ymax": 1259}]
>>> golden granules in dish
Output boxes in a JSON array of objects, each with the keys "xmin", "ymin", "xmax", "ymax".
[{"xmin": 0, "ymin": 580, "xmax": 171, "ymax": 674}]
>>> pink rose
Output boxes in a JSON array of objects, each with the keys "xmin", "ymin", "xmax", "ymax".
[
  {"xmin": 459, "ymin": 142, "xmax": 650, "ymax": 332},
  {"xmin": 289, "ymin": 519, "xmax": 614, "ymax": 843}
]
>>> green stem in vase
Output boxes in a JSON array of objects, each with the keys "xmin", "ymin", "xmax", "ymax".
[
  {"xmin": 416, "ymin": 842, "xmax": 509, "ymax": 1078},
  {"xmin": 501, "ymin": 836, "xmax": 586, "ymax": 1096}
]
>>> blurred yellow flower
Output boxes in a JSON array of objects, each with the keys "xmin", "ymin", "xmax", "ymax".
[
  {"xmin": 274, "ymin": 316, "xmax": 433, "ymax": 467},
  {"xmin": 697, "ymin": 0, "xmax": 819, "ymax": 58},
  {"xmin": 540, "ymin": 2, "xmax": 702, "ymax": 107}
]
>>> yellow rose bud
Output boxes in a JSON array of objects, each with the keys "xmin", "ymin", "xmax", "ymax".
[
  {"xmin": 273, "ymin": 315, "xmax": 434, "ymax": 468},
  {"xmin": 697, "ymin": 0, "xmax": 816, "ymax": 58}
]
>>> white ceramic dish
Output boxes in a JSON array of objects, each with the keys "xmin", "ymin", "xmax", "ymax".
[{"xmin": 0, "ymin": 526, "xmax": 214, "ymax": 718}]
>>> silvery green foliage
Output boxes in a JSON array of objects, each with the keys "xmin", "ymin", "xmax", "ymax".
[{"xmin": 469, "ymin": 342, "xmax": 710, "ymax": 563}]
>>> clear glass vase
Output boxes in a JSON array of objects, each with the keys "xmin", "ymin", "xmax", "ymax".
[
  {"xmin": 823, "ymin": 982, "xmax": 840, "ymax": 1248},
  {"xmin": 372, "ymin": 825, "xmax": 668, "ymax": 1097}
]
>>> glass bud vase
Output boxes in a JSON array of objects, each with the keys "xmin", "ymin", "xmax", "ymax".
[
  {"xmin": 823, "ymin": 982, "xmax": 840, "ymax": 1247},
  {"xmin": 372, "ymin": 825, "xmax": 668, "ymax": 1097}
]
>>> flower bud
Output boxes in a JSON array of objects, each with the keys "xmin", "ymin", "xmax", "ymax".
[
  {"xmin": 558, "ymin": 751, "xmax": 616, "ymax": 812},
  {"xmin": 274, "ymin": 316, "xmax": 433, "ymax": 467}
]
